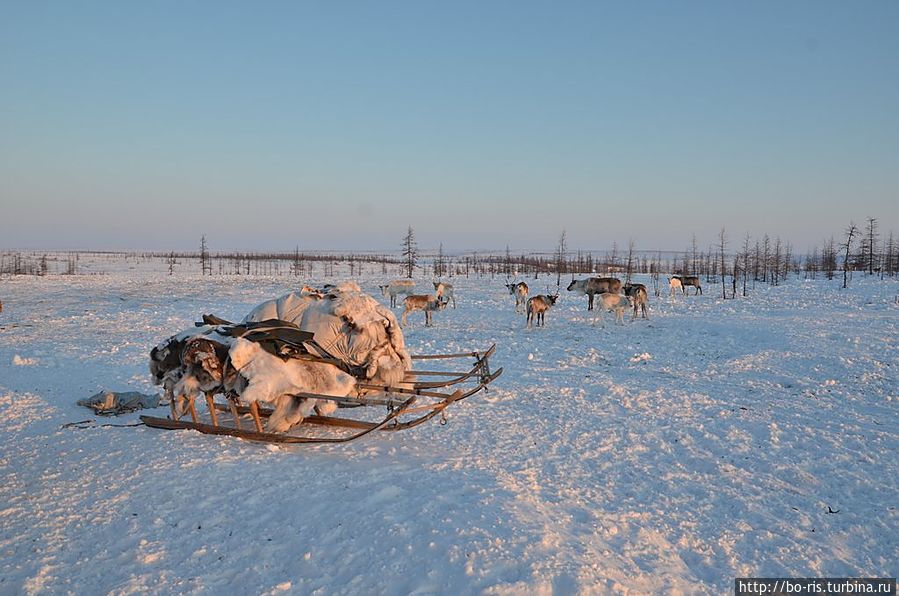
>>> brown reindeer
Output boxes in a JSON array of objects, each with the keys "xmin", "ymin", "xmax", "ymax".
[
  {"xmin": 623, "ymin": 283, "xmax": 649, "ymax": 319},
  {"xmin": 400, "ymin": 294, "xmax": 447, "ymax": 327},
  {"xmin": 672, "ymin": 275, "xmax": 702, "ymax": 295},
  {"xmin": 566, "ymin": 277, "xmax": 622, "ymax": 310},
  {"xmin": 526, "ymin": 294, "xmax": 558, "ymax": 327}
]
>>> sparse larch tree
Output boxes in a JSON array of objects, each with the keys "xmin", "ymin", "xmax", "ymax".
[
  {"xmin": 625, "ymin": 239, "xmax": 635, "ymax": 283},
  {"xmin": 200, "ymin": 235, "xmax": 212, "ymax": 276},
  {"xmin": 691, "ymin": 234, "xmax": 699, "ymax": 275},
  {"xmin": 555, "ymin": 230, "xmax": 567, "ymax": 289},
  {"xmin": 884, "ymin": 231, "xmax": 895, "ymax": 279},
  {"xmin": 865, "ymin": 216, "xmax": 879, "ymax": 275},
  {"xmin": 741, "ymin": 233, "xmax": 752, "ymax": 296},
  {"xmin": 718, "ymin": 227, "xmax": 728, "ymax": 299},
  {"xmin": 401, "ymin": 226, "xmax": 418, "ymax": 279},
  {"xmin": 822, "ymin": 237, "xmax": 837, "ymax": 280},
  {"xmin": 435, "ymin": 242, "xmax": 446, "ymax": 278},
  {"xmin": 841, "ymin": 222, "xmax": 858, "ymax": 289},
  {"xmin": 291, "ymin": 246, "xmax": 302, "ymax": 276}
]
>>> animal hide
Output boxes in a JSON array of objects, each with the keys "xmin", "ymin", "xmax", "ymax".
[
  {"xmin": 244, "ymin": 283, "xmax": 412, "ymax": 386},
  {"xmin": 227, "ymin": 338, "xmax": 352, "ymax": 431}
]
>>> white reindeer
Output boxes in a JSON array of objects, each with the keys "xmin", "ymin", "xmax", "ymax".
[
  {"xmin": 593, "ymin": 292, "xmax": 633, "ymax": 327},
  {"xmin": 379, "ymin": 279, "xmax": 416, "ymax": 307},
  {"xmin": 668, "ymin": 277, "xmax": 683, "ymax": 297},
  {"xmin": 433, "ymin": 281, "xmax": 456, "ymax": 309},
  {"xmin": 505, "ymin": 281, "xmax": 529, "ymax": 313},
  {"xmin": 401, "ymin": 294, "xmax": 447, "ymax": 327},
  {"xmin": 526, "ymin": 294, "xmax": 558, "ymax": 328}
]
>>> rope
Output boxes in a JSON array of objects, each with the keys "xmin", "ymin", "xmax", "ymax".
[{"xmin": 61, "ymin": 419, "xmax": 146, "ymax": 430}]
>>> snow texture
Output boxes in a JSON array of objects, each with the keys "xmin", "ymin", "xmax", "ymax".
[{"xmin": 0, "ymin": 257, "xmax": 896, "ymax": 594}]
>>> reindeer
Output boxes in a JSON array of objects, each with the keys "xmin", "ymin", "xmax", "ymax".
[
  {"xmin": 433, "ymin": 281, "xmax": 456, "ymax": 309},
  {"xmin": 566, "ymin": 277, "xmax": 622, "ymax": 310},
  {"xmin": 505, "ymin": 281, "xmax": 529, "ymax": 313},
  {"xmin": 623, "ymin": 282, "xmax": 649, "ymax": 319},
  {"xmin": 678, "ymin": 275, "xmax": 702, "ymax": 295},
  {"xmin": 400, "ymin": 294, "xmax": 447, "ymax": 327},
  {"xmin": 526, "ymin": 294, "xmax": 558, "ymax": 328},
  {"xmin": 379, "ymin": 279, "xmax": 416, "ymax": 307},
  {"xmin": 668, "ymin": 277, "xmax": 683, "ymax": 297},
  {"xmin": 593, "ymin": 292, "xmax": 633, "ymax": 327}
]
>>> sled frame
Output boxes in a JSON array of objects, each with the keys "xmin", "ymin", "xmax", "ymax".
[{"xmin": 141, "ymin": 345, "xmax": 501, "ymax": 444}]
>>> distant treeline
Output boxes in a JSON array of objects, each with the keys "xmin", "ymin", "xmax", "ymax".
[{"xmin": 2, "ymin": 218, "xmax": 896, "ymax": 294}]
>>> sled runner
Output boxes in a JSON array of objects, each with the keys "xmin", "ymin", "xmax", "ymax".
[{"xmin": 141, "ymin": 329, "xmax": 501, "ymax": 444}]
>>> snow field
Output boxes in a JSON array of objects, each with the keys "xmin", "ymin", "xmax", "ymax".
[{"xmin": 0, "ymin": 259, "xmax": 896, "ymax": 594}]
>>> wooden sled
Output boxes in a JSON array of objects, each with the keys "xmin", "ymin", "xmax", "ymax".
[{"xmin": 141, "ymin": 345, "xmax": 502, "ymax": 444}]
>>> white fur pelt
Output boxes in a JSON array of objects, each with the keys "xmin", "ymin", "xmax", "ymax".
[
  {"xmin": 227, "ymin": 338, "xmax": 353, "ymax": 432},
  {"xmin": 244, "ymin": 282, "xmax": 412, "ymax": 386}
]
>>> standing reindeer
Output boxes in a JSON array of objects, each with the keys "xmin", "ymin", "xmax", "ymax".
[
  {"xmin": 566, "ymin": 277, "xmax": 622, "ymax": 310},
  {"xmin": 505, "ymin": 281, "xmax": 529, "ymax": 313},
  {"xmin": 623, "ymin": 282, "xmax": 649, "ymax": 319},
  {"xmin": 401, "ymin": 294, "xmax": 447, "ymax": 327},
  {"xmin": 433, "ymin": 282, "xmax": 456, "ymax": 308},
  {"xmin": 526, "ymin": 294, "xmax": 558, "ymax": 328},
  {"xmin": 668, "ymin": 277, "xmax": 682, "ymax": 297},
  {"xmin": 671, "ymin": 275, "xmax": 702, "ymax": 296},
  {"xmin": 593, "ymin": 292, "xmax": 633, "ymax": 327},
  {"xmin": 379, "ymin": 279, "xmax": 416, "ymax": 307}
]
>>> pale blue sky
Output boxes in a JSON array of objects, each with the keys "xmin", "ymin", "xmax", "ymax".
[{"xmin": 1, "ymin": 1, "xmax": 897, "ymax": 253}]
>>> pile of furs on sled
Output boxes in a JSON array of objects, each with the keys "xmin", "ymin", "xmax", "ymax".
[{"xmin": 149, "ymin": 282, "xmax": 412, "ymax": 432}]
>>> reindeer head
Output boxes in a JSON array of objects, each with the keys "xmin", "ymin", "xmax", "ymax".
[
  {"xmin": 566, "ymin": 280, "xmax": 578, "ymax": 291},
  {"xmin": 547, "ymin": 294, "xmax": 559, "ymax": 306}
]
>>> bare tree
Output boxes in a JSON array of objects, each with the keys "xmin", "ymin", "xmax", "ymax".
[
  {"xmin": 718, "ymin": 227, "xmax": 728, "ymax": 299},
  {"xmin": 841, "ymin": 222, "xmax": 858, "ymax": 289},
  {"xmin": 401, "ymin": 226, "xmax": 418, "ymax": 279},
  {"xmin": 291, "ymin": 246, "xmax": 302, "ymax": 276},
  {"xmin": 884, "ymin": 231, "xmax": 895, "ymax": 279},
  {"xmin": 434, "ymin": 242, "xmax": 446, "ymax": 278},
  {"xmin": 741, "ymin": 233, "xmax": 752, "ymax": 296},
  {"xmin": 691, "ymin": 233, "xmax": 699, "ymax": 275},
  {"xmin": 864, "ymin": 216, "xmax": 879, "ymax": 275},
  {"xmin": 625, "ymin": 239, "xmax": 635, "ymax": 283},
  {"xmin": 607, "ymin": 241, "xmax": 619, "ymax": 274},
  {"xmin": 731, "ymin": 254, "xmax": 739, "ymax": 299},
  {"xmin": 555, "ymin": 230, "xmax": 567, "ymax": 289},
  {"xmin": 650, "ymin": 252, "xmax": 661, "ymax": 297},
  {"xmin": 167, "ymin": 251, "xmax": 177, "ymax": 275},
  {"xmin": 200, "ymin": 235, "xmax": 212, "ymax": 276}
]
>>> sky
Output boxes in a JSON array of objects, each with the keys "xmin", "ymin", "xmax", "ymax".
[{"xmin": 1, "ymin": 1, "xmax": 897, "ymax": 254}]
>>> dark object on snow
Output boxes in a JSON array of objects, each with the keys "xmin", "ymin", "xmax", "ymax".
[
  {"xmin": 78, "ymin": 391, "xmax": 162, "ymax": 416},
  {"xmin": 199, "ymin": 313, "xmax": 233, "ymax": 326}
]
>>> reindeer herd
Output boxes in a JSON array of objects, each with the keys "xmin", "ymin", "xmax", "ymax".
[{"xmin": 377, "ymin": 273, "xmax": 701, "ymax": 329}]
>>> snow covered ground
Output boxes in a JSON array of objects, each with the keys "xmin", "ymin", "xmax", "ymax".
[{"xmin": 1, "ymin": 257, "xmax": 896, "ymax": 594}]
